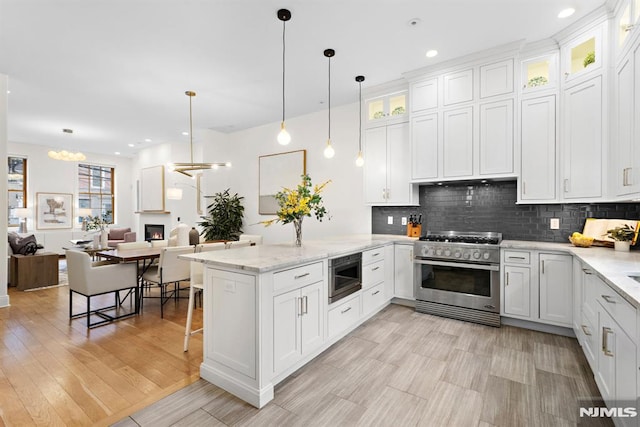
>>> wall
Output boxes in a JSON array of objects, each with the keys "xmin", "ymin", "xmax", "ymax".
[
  {"xmin": 6, "ymin": 141, "xmax": 134, "ymax": 252},
  {"xmin": 1, "ymin": 74, "xmax": 8, "ymax": 307},
  {"xmin": 372, "ymin": 181, "xmax": 640, "ymax": 245},
  {"xmin": 201, "ymin": 102, "xmax": 371, "ymax": 244}
]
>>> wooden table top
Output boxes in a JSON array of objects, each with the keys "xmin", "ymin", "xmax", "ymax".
[{"xmin": 96, "ymin": 247, "xmax": 163, "ymax": 262}]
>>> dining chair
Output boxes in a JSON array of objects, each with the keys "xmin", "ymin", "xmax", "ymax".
[
  {"xmin": 184, "ymin": 242, "xmax": 226, "ymax": 351},
  {"xmin": 225, "ymin": 240, "xmax": 252, "ymax": 249},
  {"xmin": 141, "ymin": 246, "xmax": 194, "ymax": 318},
  {"xmin": 66, "ymin": 250, "xmax": 138, "ymax": 328}
]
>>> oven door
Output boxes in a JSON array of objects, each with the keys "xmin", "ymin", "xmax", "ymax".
[{"xmin": 413, "ymin": 259, "xmax": 500, "ymax": 313}]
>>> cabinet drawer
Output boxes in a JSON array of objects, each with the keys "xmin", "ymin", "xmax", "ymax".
[
  {"xmin": 596, "ymin": 278, "xmax": 636, "ymax": 339},
  {"xmin": 362, "ymin": 260, "xmax": 384, "ymax": 288},
  {"xmin": 362, "ymin": 247, "xmax": 385, "ymax": 265},
  {"xmin": 328, "ymin": 294, "xmax": 361, "ymax": 339},
  {"xmin": 362, "ymin": 282, "xmax": 386, "ymax": 316},
  {"xmin": 503, "ymin": 250, "xmax": 530, "ymax": 264},
  {"xmin": 273, "ymin": 262, "xmax": 324, "ymax": 293}
]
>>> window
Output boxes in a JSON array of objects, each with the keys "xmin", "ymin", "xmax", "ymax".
[
  {"xmin": 78, "ymin": 164, "xmax": 114, "ymax": 224},
  {"xmin": 8, "ymin": 156, "xmax": 27, "ymax": 227}
]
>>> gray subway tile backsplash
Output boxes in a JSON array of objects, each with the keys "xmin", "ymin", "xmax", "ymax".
[{"xmin": 371, "ymin": 180, "xmax": 640, "ymax": 245}]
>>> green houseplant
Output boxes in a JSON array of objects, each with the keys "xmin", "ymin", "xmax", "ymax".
[
  {"xmin": 605, "ymin": 224, "xmax": 635, "ymax": 252},
  {"xmin": 198, "ymin": 189, "xmax": 245, "ymax": 241}
]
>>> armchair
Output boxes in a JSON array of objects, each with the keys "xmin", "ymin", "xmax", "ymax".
[
  {"xmin": 107, "ymin": 227, "xmax": 136, "ymax": 247},
  {"xmin": 66, "ymin": 250, "xmax": 138, "ymax": 328}
]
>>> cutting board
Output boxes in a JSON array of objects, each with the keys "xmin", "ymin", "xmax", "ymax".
[{"xmin": 582, "ymin": 218, "xmax": 639, "ymax": 246}]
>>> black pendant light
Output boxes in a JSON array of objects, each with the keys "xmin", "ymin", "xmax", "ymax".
[
  {"xmin": 323, "ymin": 48, "xmax": 335, "ymax": 159},
  {"xmin": 355, "ymin": 75, "xmax": 365, "ymax": 167},
  {"xmin": 277, "ymin": 9, "xmax": 292, "ymax": 145}
]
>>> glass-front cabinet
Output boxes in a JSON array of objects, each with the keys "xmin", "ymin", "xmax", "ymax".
[
  {"xmin": 365, "ymin": 90, "xmax": 408, "ymax": 127},
  {"xmin": 615, "ymin": 0, "xmax": 640, "ymax": 55},
  {"xmin": 521, "ymin": 53, "xmax": 558, "ymax": 93},
  {"xmin": 561, "ymin": 24, "xmax": 604, "ymax": 83}
]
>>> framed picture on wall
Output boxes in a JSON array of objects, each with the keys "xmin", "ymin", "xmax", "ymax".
[
  {"xmin": 259, "ymin": 150, "xmax": 306, "ymax": 214},
  {"xmin": 36, "ymin": 192, "xmax": 73, "ymax": 229}
]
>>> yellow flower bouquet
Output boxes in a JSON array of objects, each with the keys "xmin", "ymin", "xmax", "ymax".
[{"xmin": 262, "ymin": 174, "xmax": 330, "ymax": 246}]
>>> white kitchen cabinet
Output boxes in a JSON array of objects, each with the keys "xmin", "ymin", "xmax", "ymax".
[
  {"xmin": 443, "ymin": 107, "xmax": 473, "ymax": 178},
  {"xmin": 520, "ymin": 95, "xmax": 556, "ymax": 201},
  {"xmin": 393, "ymin": 244, "xmax": 414, "ymax": 300},
  {"xmin": 443, "ymin": 69, "xmax": 473, "ymax": 106},
  {"xmin": 562, "ymin": 76, "xmax": 604, "ymax": 200},
  {"xmin": 327, "ymin": 292, "xmax": 361, "ymax": 339},
  {"xmin": 410, "ymin": 78, "xmax": 438, "ymax": 113},
  {"xmin": 521, "ymin": 53, "xmax": 558, "ymax": 94},
  {"xmin": 538, "ymin": 253, "xmax": 573, "ymax": 327},
  {"xmin": 561, "ymin": 23, "xmax": 604, "ymax": 84},
  {"xmin": 365, "ymin": 90, "xmax": 408, "ymax": 127},
  {"xmin": 479, "ymin": 99, "xmax": 513, "ymax": 175},
  {"xmin": 480, "ymin": 59, "xmax": 513, "ymax": 98},
  {"xmin": 614, "ymin": 0, "xmax": 640, "ymax": 57},
  {"xmin": 273, "ymin": 281, "xmax": 324, "ymax": 374},
  {"xmin": 411, "ymin": 113, "xmax": 439, "ymax": 180},
  {"xmin": 363, "ymin": 122, "xmax": 417, "ymax": 205},
  {"xmin": 503, "ymin": 265, "xmax": 531, "ymax": 318}
]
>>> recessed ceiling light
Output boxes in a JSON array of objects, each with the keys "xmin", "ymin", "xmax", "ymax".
[
  {"xmin": 128, "ymin": 143, "xmax": 135, "ymax": 147},
  {"xmin": 407, "ymin": 18, "xmax": 421, "ymax": 27},
  {"xmin": 558, "ymin": 8, "xmax": 575, "ymax": 18},
  {"xmin": 182, "ymin": 131, "xmax": 189, "ymax": 136},
  {"xmin": 426, "ymin": 50, "xmax": 438, "ymax": 58},
  {"xmin": 144, "ymin": 138, "xmax": 152, "ymax": 142},
  {"xmin": 115, "ymin": 151, "xmax": 120, "ymax": 155},
  {"xmin": 6, "ymin": 90, "xmax": 10, "ymax": 94}
]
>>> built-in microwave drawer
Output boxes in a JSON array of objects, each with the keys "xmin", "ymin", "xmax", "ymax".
[
  {"xmin": 362, "ymin": 247, "xmax": 385, "ymax": 265},
  {"xmin": 328, "ymin": 293, "xmax": 361, "ymax": 339},
  {"xmin": 273, "ymin": 261, "xmax": 324, "ymax": 293},
  {"xmin": 362, "ymin": 260, "xmax": 384, "ymax": 288},
  {"xmin": 503, "ymin": 250, "xmax": 530, "ymax": 265}
]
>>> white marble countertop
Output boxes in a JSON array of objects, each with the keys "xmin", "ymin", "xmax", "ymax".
[
  {"xmin": 180, "ymin": 234, "xmax": 417, "ymax": 273},
  {"xmin": 502, "ymin": 239, "xmax": 640, "ymax": 309}
]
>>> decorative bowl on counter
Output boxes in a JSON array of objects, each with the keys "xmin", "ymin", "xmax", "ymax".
[{"xmin": 569, "ymin": 233, "xmax": 594, "ymax": 248}]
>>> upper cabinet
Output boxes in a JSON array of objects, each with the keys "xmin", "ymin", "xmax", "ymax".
[
  {"xmin": 521, "ymin": 53, "xmax": 558, "ymax": 94},
  {"xmin": 615, "ymin": 0, "xmax": 640, "ymax": 57},
  {"xmin": 480, "ymin": 59, "xmax": 514, "ymax": 98},
  {"xmin": 365, "ymin": 91, "xmax": 408, "ymax": 127},
  {"xmin": 410, "ymin": 78, "xmax": 438, "ymax": 114},
  {"xmin": 443, "ymin": 69, "xmax": 474, "ymax": 105},
  {"xmin": 561, "ymin": 23, "xmax": 604, "ymax": 84}
]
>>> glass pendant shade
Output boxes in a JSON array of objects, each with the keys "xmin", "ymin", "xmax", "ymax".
[
  {"xmin": 324, "ymin": 140, "xmax": 335, "ymax": 159},
  {"xmin": 355, "ymin": 151, "xmax": 364, "ymax": 167},
  {"xmin": 277, "ymin": 9, "xmax": 292, "ymax": 145},
  {"xmin": 277, "ymin": 122, "xmax": 291, "ymax": 145}
]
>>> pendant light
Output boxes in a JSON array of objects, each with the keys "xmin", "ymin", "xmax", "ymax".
[
  {"xmin": 277, "ymin": 9, "xmax": 292, "ymax": 145},
  {"xmin": 355, "ymin": 75, "xmax": 365, "ymax": 167},
  {"xmin": 169, "ymin": 91, "xmax": 231, "ymax": 177},
  {"xmin": 323, "ymin": 48, "xmax": 335, "ymax": 159}
]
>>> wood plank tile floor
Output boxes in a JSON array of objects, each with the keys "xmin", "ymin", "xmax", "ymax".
[{"xmin": 113, "ymin": 304, "xmax": 613, "ymax": 427}]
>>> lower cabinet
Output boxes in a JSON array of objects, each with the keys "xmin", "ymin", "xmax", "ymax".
[
  {"xmin": 273, "ymin": 281, "xmax": 324, "ymax": 374},
  {"xmin": 503, "ymin": 265, "xmax": 530, "ymax": 317},
  {"xmin": 328, "ymin": 293, "xmax": 361, "ymax": 339},
  {"xmin": 538, "ymin": 253, "xmax": 573, "ymax": 325},
  {"xmin": 394, "ymin": 243, "xmax": 414, "ymax": 300}
]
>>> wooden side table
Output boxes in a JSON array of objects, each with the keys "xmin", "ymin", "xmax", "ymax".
[{"xmin": 9, "ymin": 252, "xmax": 59, "ymax": 290}]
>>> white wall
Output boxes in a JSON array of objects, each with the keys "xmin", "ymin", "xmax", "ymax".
[
  {"xmin": 1, "ymin": 74, "xmax": 9, "ymax": 307},
  {"xmin": 201, "ymin": 102, "xmax": 371, "ymax": 244},
  {"xmin": 7, "ymin": 141, "xmax": 134, "ymax": 252}
]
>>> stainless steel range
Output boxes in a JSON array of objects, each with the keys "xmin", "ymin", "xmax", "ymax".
[{"xmin": 413, "ymin": 230, "xmax": 502, "ymax": 327}]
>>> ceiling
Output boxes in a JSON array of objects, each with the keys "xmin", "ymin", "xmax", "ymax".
[{"xmin": 0, "ymin": 0, "xmax": 607, "ymax": 157}]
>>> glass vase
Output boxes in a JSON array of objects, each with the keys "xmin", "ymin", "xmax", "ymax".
[{"xmin": 293, "ymin": 218, "xmax": 303, "ymax": 247}]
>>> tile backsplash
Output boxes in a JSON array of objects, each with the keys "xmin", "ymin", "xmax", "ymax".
[{"xmin": 371, "ymin": 181, "xmax": 640, "ymax": 244}]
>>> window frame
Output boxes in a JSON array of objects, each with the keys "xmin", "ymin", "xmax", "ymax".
[
  {"xmin": 78, "ymin": 163, "xmax": 115, "ymax": 225},
  {"xmin": 8, "ymin": 156, "xmax": 27, "ymax": 228}
]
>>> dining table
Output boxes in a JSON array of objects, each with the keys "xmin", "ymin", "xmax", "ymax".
[{"xmin": 96, "ymin": 247, "xmax": 163, "ymax": 314}]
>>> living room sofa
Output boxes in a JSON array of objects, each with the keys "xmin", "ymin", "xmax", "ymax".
[{"xmin": 107, "ymin": 228, "xmax": 136, "ymax": 247}]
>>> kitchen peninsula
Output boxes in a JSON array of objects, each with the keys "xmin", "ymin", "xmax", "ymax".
[{"xmin": 181, "ymin": 235, "xmax": 415, "ymax": 408}]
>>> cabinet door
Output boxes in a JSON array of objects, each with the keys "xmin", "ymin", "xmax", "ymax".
[
  {"xmin": 443, "ymin": 69, "xmax": 473, "ymax": 105},
  {"xmin": 539, "ymin": 253, "xmax": 573, "ymax": 326},
  {"xmin": 273, "ymin": 288, "xmax": 301, "ymax": 373},
  {"xmin": 479, "ymin": 99, "xmax": 513, "ymax": 175},
  {"xmin": 393, "ymin": 244, "xmax": 414, "ymax": 300},
  {"xmin": 411, "ymin": 79, "xmax": 438, "ymax": 113},
  {"xmin": 300, "ymin": 282, "xmax": 323, "ymax": 356},
  {"xmin": 443, "ymin": 107, "xmax": 473, "ymax": 177},
  {"xmin": 616, "ymin": 55, "xmax": 635, "ymax": 196},
  {"xmin": 386, "ymin": 122, "xmax": 411, "ymax": 204},
  {"xmin": 411, "ymin": 113, "xmax": 439, "ymax": 180},
  {"xmin": 480, "ymin": 59, "xmax": 514, "ymax": 98},
  {"xmin": 597, "ymin": 308, "xmax": 616, "ymax": 403},
  {"xmin": 503, "ymin": 265, "xmax": 530, "ymax": 318},
  {"xmin": 363, "ymin": 126, "xmax": 388, "ymax": 204},
  {"xmin": 562, "ymin": 76, "xmax": 603, "ymax": 199},
  {"xmin": 521, "ymin": 95, "xmax": 556, "ymax": 201},
  {"xmin": 562, "ymin": 25, "xmax": 603, "ymax": 83}
]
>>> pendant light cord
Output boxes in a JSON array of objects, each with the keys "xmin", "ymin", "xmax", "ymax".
[
  {"xmin": 282, "ymin": 19, "xmax": 286, "ymax": 123},
  {"xmin": 358, "ymin": 80, "xmax": 362, "ymax": 151},
  {"xmin": 328, "ymin": 55, "xmax": 331, "ymax": 140},
  {"xmin": 189, "ymin": 93, "xmax": 194, "ymax": 164}
]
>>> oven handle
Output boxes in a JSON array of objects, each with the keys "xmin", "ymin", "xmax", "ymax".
[{"xmin": 413, "ymin": 259, "xmax": 500, "ymax": 271}]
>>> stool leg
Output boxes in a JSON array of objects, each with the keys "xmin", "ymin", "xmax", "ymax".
[{"xmin": 184, "ymin": 284, "xmax": 195, "ymax": 352}]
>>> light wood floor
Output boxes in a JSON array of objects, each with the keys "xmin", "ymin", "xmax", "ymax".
[
  {"xmin": 113, "ymin": 304, "xmax": 612, "ymax": 427},
  {"xmin": 0, "ymin": 271, "xmax": 203, "ymax": 427}
]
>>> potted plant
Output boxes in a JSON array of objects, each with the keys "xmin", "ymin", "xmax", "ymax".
[
  {"xmin": 198, "ymin": 189, "xmax": 245, "ymax": 241},
  {"xmin": 85, "ymin": 211, "xmax": 111, "ymax": 248},
  {"xmin": 605, "ymin": 224, "xmax": 635, "ymax": 252}
]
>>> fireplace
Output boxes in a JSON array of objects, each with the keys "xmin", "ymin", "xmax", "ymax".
[{"xmin": 144, "ymin": 224, "xmax": 165, "ymax": 241}]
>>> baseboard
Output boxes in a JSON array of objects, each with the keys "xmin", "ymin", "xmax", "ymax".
[
  {"xmin": 501, "ymin": 316, "xmax": 575, "ymax": 337},
  {"xmin": 0, "ymin": 294, "xmax": 10, "ymax": 308},
  {"xmin": 199, "ymin": 363, "xmax": 273, "ymax": 409}
]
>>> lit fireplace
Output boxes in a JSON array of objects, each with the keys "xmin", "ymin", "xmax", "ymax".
[{"xmin": 144, "ymin": 224, "xmax": 165, "ymax": 241}]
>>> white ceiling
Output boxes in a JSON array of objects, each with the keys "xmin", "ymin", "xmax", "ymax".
[{"xmin": 0, "ymin": 0, "xmax": 606, "ymax": 157}]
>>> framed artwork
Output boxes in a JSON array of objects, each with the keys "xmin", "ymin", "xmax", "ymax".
[
  {"xmin": 140, "ymin": 165, "xmax": 165, "ymax": 212},
  {"xmin": 36, "ymin": 192, "xmax": 73, "ymax": 229},
  {"xmin": 259, "ymin": 149, "xmax": 306, "ymax": 214}
]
